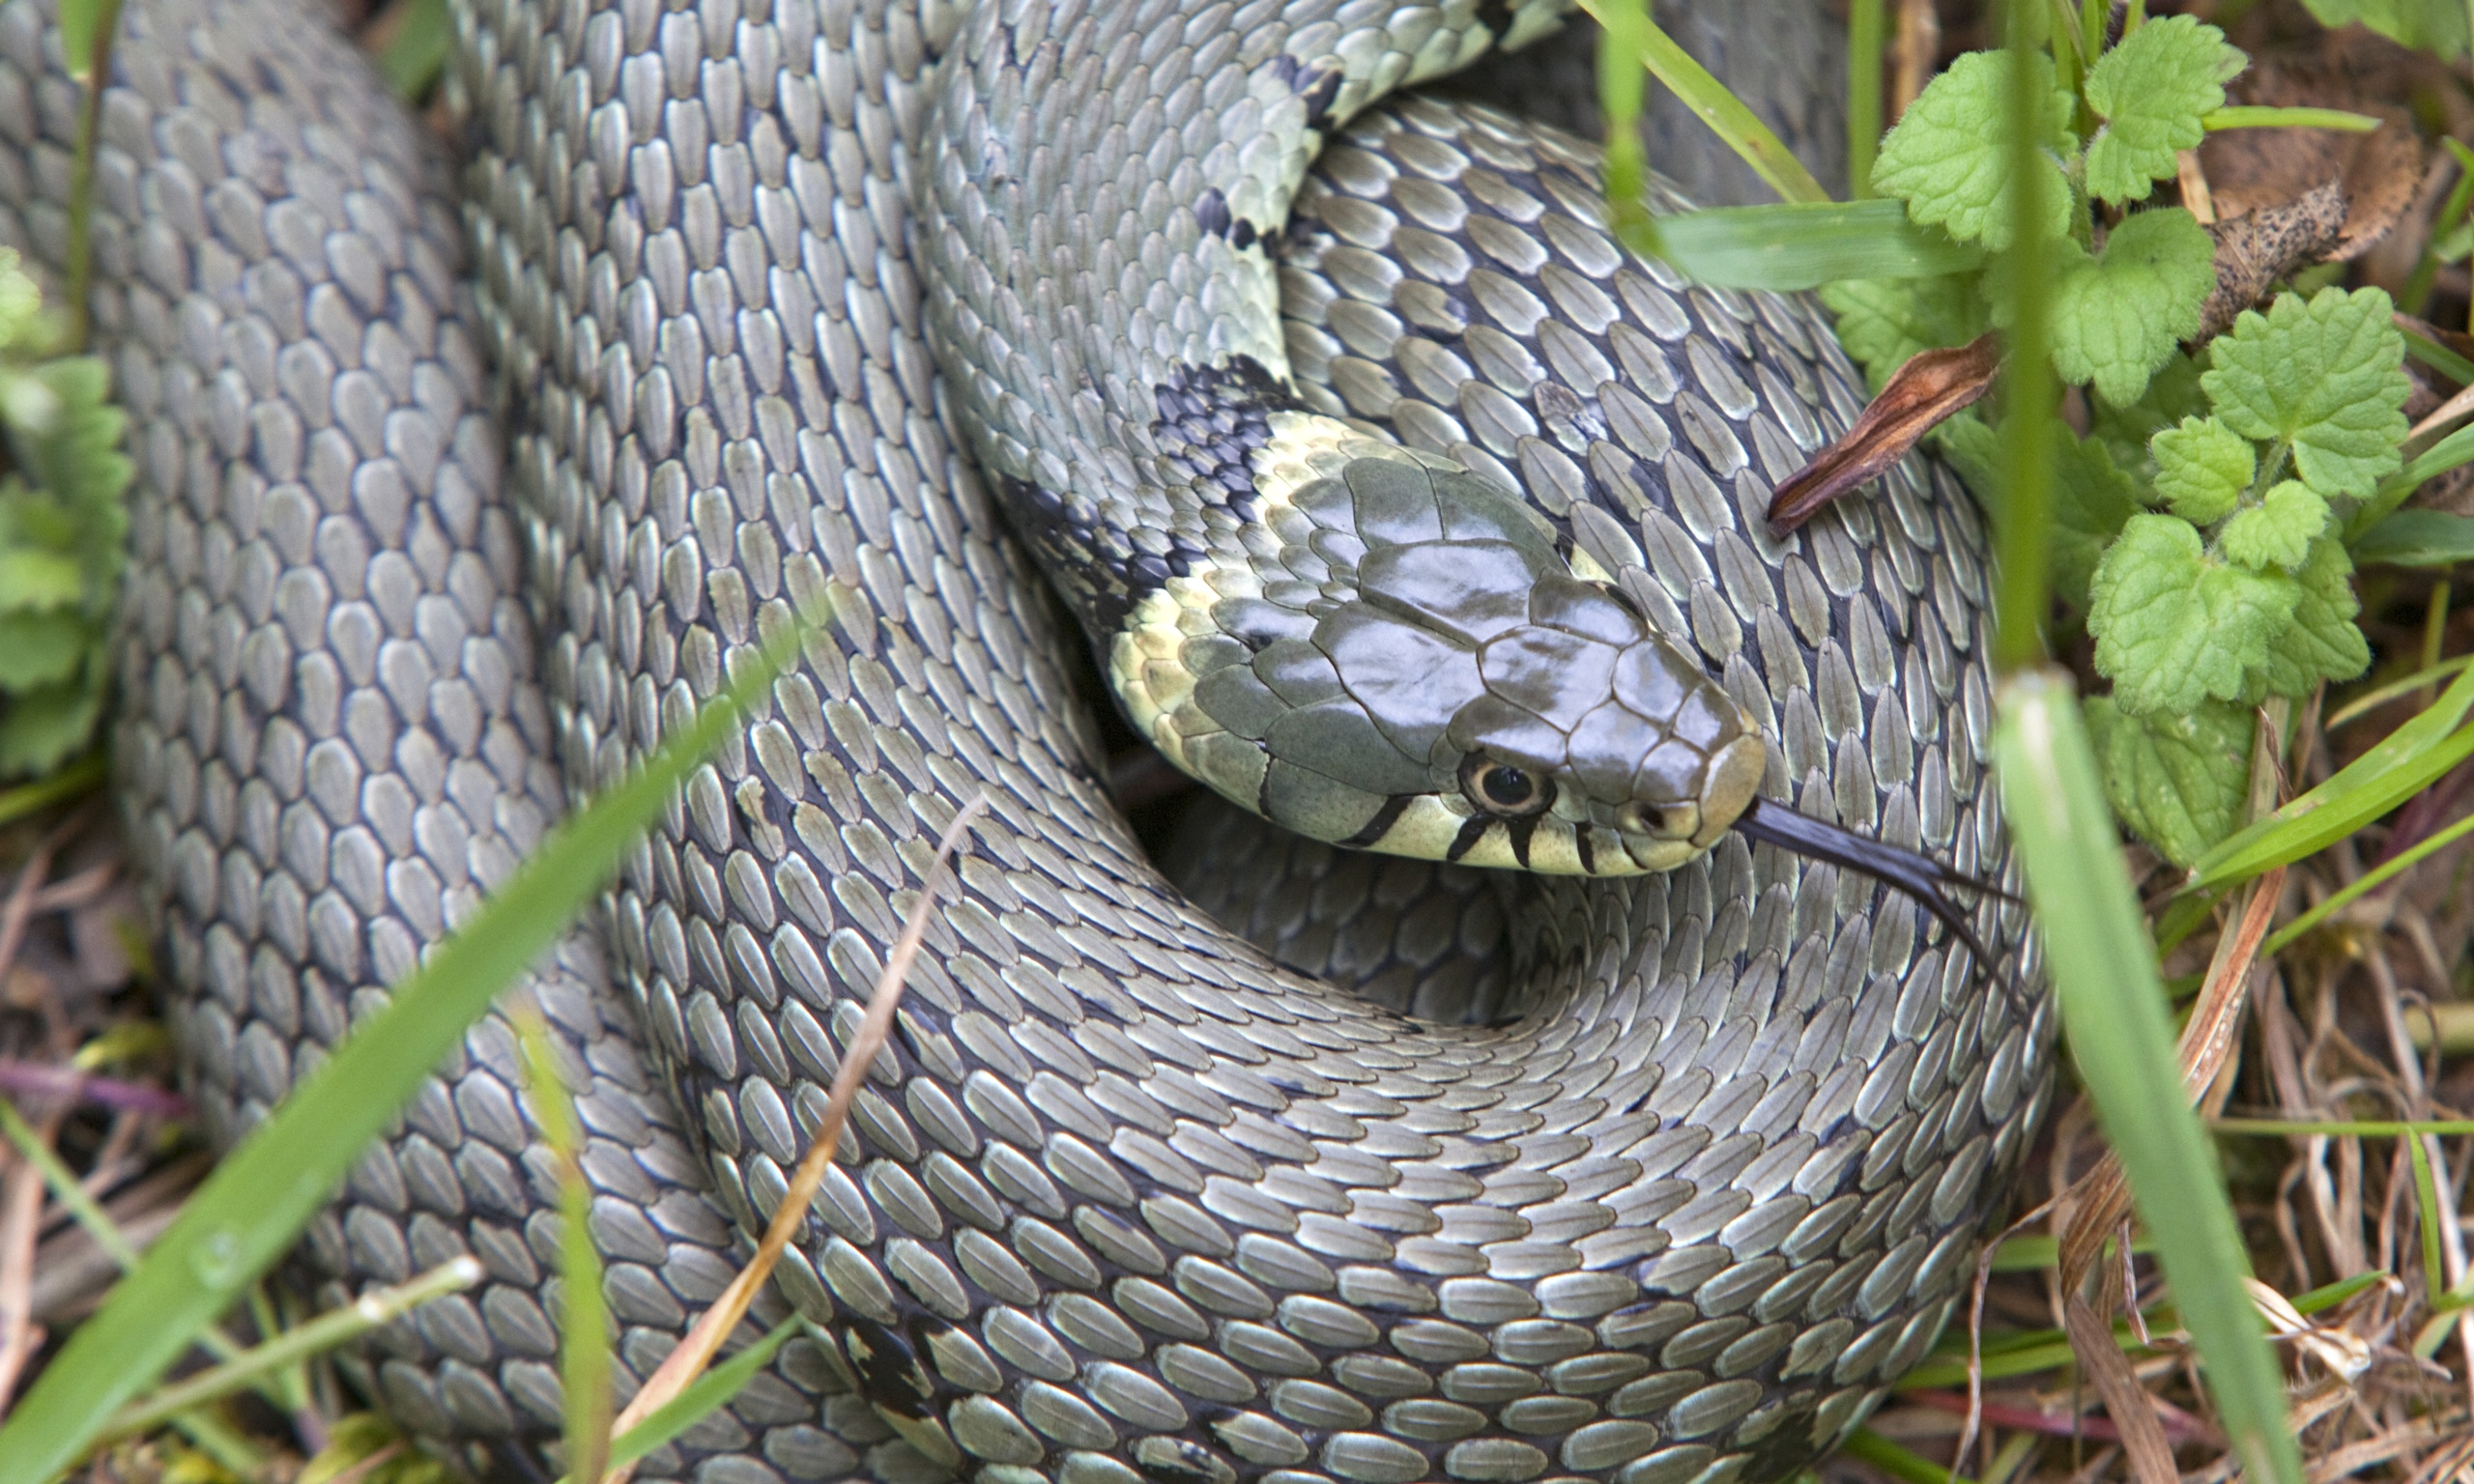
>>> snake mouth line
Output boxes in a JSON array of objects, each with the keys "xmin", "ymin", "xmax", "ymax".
[{"xmin": 1730, "ymin": 799, "xmax": 2015, "ymax": 970}]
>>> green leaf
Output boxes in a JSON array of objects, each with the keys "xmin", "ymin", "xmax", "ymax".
[
  {"xmin": 2050, "ymin": 208, "xmax": 2216, "ymax": 405},
  {"xmin": 15, "ymin": 357, "xmax": 131, "ymax": 556},
  {"xmin": 1872, "ymin": 49, "xmax": 2076, "ymax": 249},
  {"xmin": 2352, "ymin": 508, "xmax": 2474, "ymax": 566},
  {"xmin": 1648, "ymin": 201, "xmax": 1984, "ymax": 293},
  {"xmin": 2086, "ymin": 695, "xmax": 2254, "ymax": 867},
  {"xmin": 0, "ymin": 611, "xmax": 88, "ymax": 688},
  {"xmin": 1940, "ymin": 413, "xmax": 2135, "ymax": 611},
  {"xmin": 2082, "ymin": 16, "xmax": 2248, "ymax": 205},
  {"xmin": 2089, "ymin": 512, "xmax": 2297, "ymax": 713},
  {"xmin": 0, "ymin": 681, "xmax": 104, "ymax": 776},
  {"xmin": 2091, "ymin": 350, "xmax": 2208, "ymax": 470},
  {"xmin": 1818, "ymin": 273, "xmax": 1987, "ymax": 391},
  {"xmin": 0, "ymin": 250, "xmax": 41, "ymax": 353},
  {"xmin": 0, "ymin": 548, "xmax": 83, "ymax": 610},
  {"xmin": 2150, "ymin": 415, "xmax": 2253, "ymax": 524},
  {"xmin": 2202, "ymin": 287, "xmax": 2411, "ymax": 498},
  {"xmin": 2247, "ymin": 535, "xmax": 2369, "ymax": 699},
  {"xmin": 2220, "ymin": 480, "xmax": 2328, "ymax": 572},
  {"xmin": 2051, "ymin": 424, "xmax": 2141, "ymax": 611},
  {"xmin": 2295, "ymin": 0, "xmax": 2467, "ymax": 61}
]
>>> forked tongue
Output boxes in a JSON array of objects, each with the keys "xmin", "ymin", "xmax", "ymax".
[{"xmin": 1731, "ymin": 799, "xmax": 2012, "ymax": 969}]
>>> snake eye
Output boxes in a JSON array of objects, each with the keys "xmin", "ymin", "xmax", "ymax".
[{"xmin": 1459, "ymin": 755, "xmax": 1554, "ymax": 817}]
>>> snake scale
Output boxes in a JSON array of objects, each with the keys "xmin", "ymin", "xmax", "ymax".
[{"xmin": 0, "ymin": 0, "xmax": 2053, "ymax": 1477}]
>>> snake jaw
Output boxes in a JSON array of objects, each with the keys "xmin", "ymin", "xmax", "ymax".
[{"xmin": 1692, "ymin": 734, "xmax": 1768, "ymax": 847}]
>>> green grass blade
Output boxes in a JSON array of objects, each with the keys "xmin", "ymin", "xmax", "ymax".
[
  {"xmin": 2330, "ymin": 655, "xmax": 2474, "ymax": 728},
  {"xmin": 61, "ymin": 0, "xmax": 125, "ymax": 349},
  {"xmin": 551, "ymin": 1317, "xmax": 801, "ymax": 1483},
  {"xmin": 2265, "ymin": 808, "xmax": 2474, "ymax": 953},
  {"xmin": 2188, "ymin": 659, "xmax": 2474, "ymax": 891},
  {"xmin": 2402, "ymin": 322, "xmax": 2474, "ymax": 385},
  {"xmin": 2357, "ymin": 422, "xmax": 2474, "ymax": 536},
  {"xmin": 97, "ymin": 1258, "xmax": 483, "ymax": 1444},
  {"xmin": 1993, "ymin": 0, "xmax": 2055, "ymax": 671},
  {"xmin": 0, "ymin": 752, "xmax": 105, "ymax": 827},
  {"xmin": 0, "ymin": 622, "xmax": 805, "ymax": 1484},
  {"xmin": 2289, "ymin": 1270, "xmax": 2391, "ymax": 1313},
  {"xmin": 163, "ymin": 1412, "xmax": 270, "ymax": 1477},
  {"xmin": 2353, "ymin": 509, "xmax": 2474, "ymax": 567},
  {"xmin": 1578, "ymin": 0, "xmax": 1832, "ymax": 205},
  {"xmin": 2201, "ymin": 104, "xmax": 2382, "ymax": 132},
  {"xmin": 2215, "ymin": 1118, "xmax": 2474, "ymax": 1136},
  {"xmin": 1843, "ymin": 1428, "xmax": 1977, "ymax": 1484},
  {"xmin": 2187, "ymin": 726, "xmax": 2474, "ymax": 892},
  {"xmin": 1646, "ymin": 202, "xmax": 1980, "ymax": 289},
  {"xmin": 1988, "ymin": 1230, "xmax": 2154, "ymax": 1270},
  {"xmin": 1595, "ymin": 0, "xmax": 1654, "ymax": 254},
  {"xmin": 1847, "ymin": 0, "xmax": 1884, "ymax": 194},
  {"xmin": 0, "ymin": 1099, "xmax": 138, "ymax": 1270},
  {"xmin": 2409, "ymin": 1134, "xmax": 2448, "ymax": 1307},
  {"xmin": 2403, "ymin": 138, "xmax": 2474, "ymax": 315},
  {"xmin": 516, "ymin": 1013, "xmax": 612, "ymax": 1484},
  {"xmin": 1995, "ymin": 669, "xmax": 2304, "ymax": 1484},
  {"xmin": 56, "ymin": 0, "xmax": 114, "ymax": 83}
]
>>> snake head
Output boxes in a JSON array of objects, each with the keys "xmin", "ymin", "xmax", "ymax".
[{"xmin": 1113, "ymin": 442, "xmax": 1769, "ymax": 875}]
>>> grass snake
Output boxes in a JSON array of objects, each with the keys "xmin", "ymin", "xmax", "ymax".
[{"xmin": 0, "ymin": 0, "xmax": 2053, "ymax": 1478}]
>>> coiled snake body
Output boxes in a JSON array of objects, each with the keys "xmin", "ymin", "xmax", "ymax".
[{"xmin": 0, "ymin": 0, "xmax": 2051, "ymax": 1478}]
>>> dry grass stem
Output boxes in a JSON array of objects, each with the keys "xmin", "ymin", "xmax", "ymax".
[{"xmin": 598, "ymin": 795, "xmax": 987, "ymax": 1483}]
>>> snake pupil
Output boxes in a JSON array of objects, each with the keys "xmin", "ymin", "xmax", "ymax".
[{"xmin": 1461, "ymin": 756, "xmax": 1551, "ymax": 815}]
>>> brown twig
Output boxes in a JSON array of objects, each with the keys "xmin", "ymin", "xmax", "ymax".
[
  {"xmin": 0, "ymin": 1063, "xmax": 188, "ymax": 1117},
  {"xmin": 1889, "ymin": 0, "xmax": 1938, "ymax": 120}
]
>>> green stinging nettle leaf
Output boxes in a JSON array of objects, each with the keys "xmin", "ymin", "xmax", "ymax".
[
  {"xmin": 2086, "ymin": 287, "xmax": 2389, "ymax": 727},
  {"xmin": 2248, "ymin": 535, "xmax": 2372, "ymax": 699},
  {"xmin": 2296, "ymin": 0, "xmax": 2468, "ymax": 61},
  {"xmin": 1871, "ymin": 49, "xmax": 2077, "ymax": 249},
  {"xmin": 2048, "ymin": 208, "xmax": 2216, "ymax": 406},
  {"xmin": 1816, "ymin": 274, "xmax": 1987, "ymax": 392},
  {"xmin": 0, "ymin": 248, "xmax": 132, "ymax": 777},
  {"xmin": 2218, "ymin": 481, "xmax": 2328, "ymax": 572},
  {"xmin": 2150, "ymin": 416, "xmax": 2254, "ymax": 525},
  {"xmin": 2086, "ymin": 696, "xmax": 2255, "ymax": 868},
  {"xmin": 2203, "ymin": 287, "xmax": 2411, "ymax": 498},
  {"xmin": 1937, "ymin": 414, "xmax": 2135, "ymax": 612},
  {"xmin": 2082, "ymin": 16, "xmax": 2248, "ymax": 205},
  {"xmin": 2089, "ymin": 513, "xmax": 2298, "ymax": 715}
]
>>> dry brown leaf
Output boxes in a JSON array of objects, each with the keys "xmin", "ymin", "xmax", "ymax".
[
  {"xmin": 1765, "ymin": 331, "xmax": 1999, "ymax": 534},
  {"xmin": 2064, "ymin": 1292, "xmax": 2181, "ymax": 1484},
  {"xmin": 2201, "ymin": 33, "xmax": 2437, "ymax": 264},
  {"xmin": 2249, "ymin": 1275, "xmax": 2375, "ymax": 1382}
]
